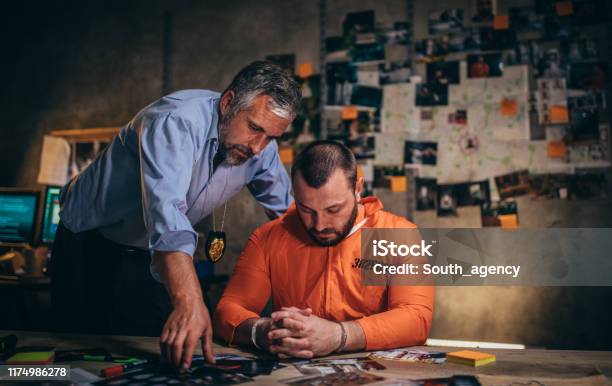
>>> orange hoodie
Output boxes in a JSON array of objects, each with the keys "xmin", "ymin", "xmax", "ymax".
[{"xmin": 214, "ymin": 196, "xmax": 435, "ymax": 351}]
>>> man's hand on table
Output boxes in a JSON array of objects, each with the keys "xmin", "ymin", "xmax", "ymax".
[
  {"xmin": 266, "ymin": 307, "xmax": 342, "ymax": 359},
  {"xmin": 153, "ymin": 251, "xmax": 215, "ymax": 370}
]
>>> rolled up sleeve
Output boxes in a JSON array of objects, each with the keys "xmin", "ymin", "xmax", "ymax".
[
  {"xmin": 214, "ymin": 229, "xmax": 271, "ymax": 345},
  {"xmin": 356, "ymin": 285, "xmax": 435, "ymax": 351},
  {"xmin": 247, "ymin": 141, "xmax": 293, "ymax": 218},
  {"xmin": 138, "ymin": 112, "xmax": 198, "ymax": 258}
]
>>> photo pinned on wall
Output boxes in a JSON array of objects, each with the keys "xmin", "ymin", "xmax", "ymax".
[
  {"xmin": 528, "ymin": 174, "xmax": 569, "ymax": 199},
  {"xmin": 494, "ymin": 170, "xmax": 530, "ymax": 200},
  {"xmin": 343, "ymin": 10, "xmax": 375, "ymax": 36},
  {"xmin": 379, "ymin": 21, "xmax": 410, "ymax": 45},
  {"xmin": 326, "ymin": 62, "xmax": 356, "ymax": 105},
  {"xmin": 265, "ymin": 54, "xmax": 295, "ymax": 76},
  {"xmin": 415, "ymin": 83, "xmax": 448, "ymax": 106},
  {"xmin": 568, "ymin": 96, "xmax": 600, "ymax": 144},
  {"xmin": 416, "ymin": 178, "xmax": 437, "ymax": 211},
  {"xmin": 426, "ymin": 61, "xmax": 460, "ymax": 85},
  {"xmin": 428, "ymin": 9, "xmax": 464, "ymax": 34},
  {"xmin": 350, "ymin": 85, "xmax": 382, "ymax": 108},
  {"xmin": 348, "ymin": 134, "xmax": 376, "ymax": 160},
  {"xmin": 562, "ymin": 37, "xmax": 599, "ymax": 63},
  {"xmin": 404, "ymin": 141, "xmax": 438, "ymax": 166},
  {"xmin": 373, "ymin": 165, "xmax": 405, "ymax": 189},
  {"xmin": 458, "ymin": 133, "xmax": 479, "ymax": 155},
  {"xmin": 467, "ymin": 53, "xmax": 503, "ymax": 78},
  {"xmin": 379, "ymin": 61, "xmax": 411, "ymax": 85},
  {"xmin": 352, "ymin": 42, "xmax": 385, "ymax": 63},
  {"xmin": 448, "ymin": 110, "xmax": 467, "ymax": 125},
  {"xmin": 472, "ymin": 0, "xmax": 495, "ymax": 22},
  {"xmin": 569, "ymin": 62, "xmax": 608, "ymax": 90},
  {"xmin": 508, "ymin": 6, "xmax": 545, "ymax": 33},
  {"xmin": 436, "ymin": 185, "xmax": 458, "ymax": 217},
  {"xmin": 481, "ymin": 201, "xmax": 518, "ymax": 227},
  {"xmin": 421, "ymin": 109, "xmax": 434, "ymax": 121},
  {"xmin": 479, "ymin": 27, "xmax": 517, "ymax": 51},
  {"xmin": 415, "ymin": 37, "xmax": 449, "ymax": 60},
  {"xmin": 569, "ymin": 173, "xmax": 608, "ymax": 200}
]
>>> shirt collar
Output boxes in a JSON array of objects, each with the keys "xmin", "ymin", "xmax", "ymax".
[{"xmin": 207, "ymin": 96, "xmax": 221, "ymax": 143}]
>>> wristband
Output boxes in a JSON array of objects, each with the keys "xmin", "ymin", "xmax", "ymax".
[
  {"xmin": 251, "ymin": 317, "xmax": 270, "ymax": 350},
  {"xmin": 334, "ymin": 321, "xmax": 348, "ymax": 353}
]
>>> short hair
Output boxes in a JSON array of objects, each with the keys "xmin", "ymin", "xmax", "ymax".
[
  {"xmin": 222, "ymin": 61, "xmax": 301, "ymax": 121},
  {"xmin": 291, "ymin": 140, "xmax": 357, "ymax": 189}
]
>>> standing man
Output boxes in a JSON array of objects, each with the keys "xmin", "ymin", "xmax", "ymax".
[{"xmin": 51, "ymin": 61, "xmax": 301, "ymax": 369}]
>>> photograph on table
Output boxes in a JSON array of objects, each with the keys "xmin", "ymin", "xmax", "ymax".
[
  {"xmin": 428, "ymin": 8, "xmax": 464, "ymax": 34},
  {"xmin": 369, "ymin": 349, "xmax": 446, "ymax": 364},
  {"xmin": 293, "ymin": 358, "xmax": 386, "ymax": 376},
  {"xmin": 568, "ymin": 96, "xmax": 600, "ymax": 143},
  {"xmin": 481, "ymin": 201, "xmax": 519, "ymax": 227},
  {"xmin": 569, "ymin": 62, "xmax": 608, "ymax": 90},
  {"xmin": 404, "ymin": 141, "xmax": 438, "ymax": 165},
  {"xmin": 282, "ymin": 367, "xmax": 385, "ymax": 386},
  {"xmin": 436, "ymin": 185, "xmax": 458, "ymax": 217},
  {"xmin": 416, "ymin": 178, "xmax": 437, "ymax": 211},
  {"xmin": 415, "ymin": 83, "xmax": 448, "ymax": 106},
  {"xmin": 426, "ymin": 61, "xmax": 460, "ymax": 85},
  {"xmin": 495, "ymin": 170, "xmax": 530, "ymax": 200},
  {"xmin": 467, "ymin": 53, "xmax": 503, "ymax": 78}
]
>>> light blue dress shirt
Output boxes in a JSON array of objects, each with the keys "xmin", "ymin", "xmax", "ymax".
[{"xmin": 59, "ymin": 89, "xmax": 293, "ymax": 258}]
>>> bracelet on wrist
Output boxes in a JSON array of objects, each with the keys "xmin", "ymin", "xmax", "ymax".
[{"xmin": 334, "ymin": 321, "xmax": 348, "ymax": 353}]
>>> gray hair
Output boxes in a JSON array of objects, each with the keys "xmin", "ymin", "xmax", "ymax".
[{"xmin": 221, "ymin": 61, "xmax": 301, "ymax": 121}]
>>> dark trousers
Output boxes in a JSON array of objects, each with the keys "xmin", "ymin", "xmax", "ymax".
[{"xmin": 50, "ymin": 222, "xmax": 172, "ymax": 336}]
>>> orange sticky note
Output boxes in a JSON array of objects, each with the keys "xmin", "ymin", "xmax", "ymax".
[
  {"xmin": 555, "ymin": 1, "xmax": 573, "ymax": 16},
  {"xmin": 341, "ymin": 105, "xmax": 358, "ymax": 120},
  {"xmin": 500, "ymin": 98, "xmax": 518, "ymax": 116},
  {"xmin": 547, "ymin": 141, "xmax": 567, "ymax": 158},
  {"xmin": 493, "ymin": 15, "xmax": 509, "ymax": 30},
  {"xmin": 390, "ymin": 176, "xmax": 407, "ymax": 192},
  {"xmin": 549, "ymin": 105, "xmax": 569, "ymax": 123},
  {"xmin": 297, "ymin": 62, "xmax": 314, "ymax": 78},
  {"xmin": 498, "ymin": 214, "xmax": 519, "ymax": 229},
  {"xmin": 279, "ymin": 147, "xmax": 294, "ymax": 164}
]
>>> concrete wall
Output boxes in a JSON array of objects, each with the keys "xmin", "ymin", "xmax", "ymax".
[{"xmin": 1, "ymin": 0, "xmax": 611, "ymax": 349}]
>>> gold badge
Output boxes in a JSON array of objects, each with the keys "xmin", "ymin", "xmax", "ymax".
[{"xmin": 205, "ymin": 231, "xmax": 226, "ymax": 262}]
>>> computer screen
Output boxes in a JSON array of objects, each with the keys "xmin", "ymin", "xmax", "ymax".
[
  {"xmin": 0, "ymin": 190, "xmax": 39, "ymax": 244},
  {"xmin": 41, "ymin": 186, "xmax": 61, "ymax": 244}
]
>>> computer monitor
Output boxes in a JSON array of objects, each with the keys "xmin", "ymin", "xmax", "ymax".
[
  {"xmin": 0, "ymin": 189, "xmax": 40, "ymax": 245},
  {"xmin": 41, "ymin": 186, "xmax": 61, "ymax": 245}
]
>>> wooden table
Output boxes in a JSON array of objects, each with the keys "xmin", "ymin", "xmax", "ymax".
[{"xmin": 2, "ymin": 330, "xmax": 611, "ymax": 385}]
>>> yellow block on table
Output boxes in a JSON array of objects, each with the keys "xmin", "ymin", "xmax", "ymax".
[
  {"xmin": 446, "ymin": 350, "xmax": 496, "ymax": 367},
  {"xmin": 390, "ymin": 176, "xmax": 407, "ymax": 192}
]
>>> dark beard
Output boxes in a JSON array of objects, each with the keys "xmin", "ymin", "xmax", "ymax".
[{"xmin": 304, "ymin": 200, "xmax": 359, "ymax": 247}]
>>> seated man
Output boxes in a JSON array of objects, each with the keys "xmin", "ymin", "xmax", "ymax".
[{"xmin": 214, "ymin": 141, "xmax": 435, "ymax": 358}]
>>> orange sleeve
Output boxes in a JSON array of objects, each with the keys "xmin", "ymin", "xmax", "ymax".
[
  {"xmin": 356, "ymin": 284, "xmax": 435, "ymax": 351},
  {"xmin": 213, "ymin": 229, "xmax": 271, "ymax": 345}
]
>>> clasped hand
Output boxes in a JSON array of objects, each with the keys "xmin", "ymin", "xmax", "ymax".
[{"xmin": 263, "ymin": 307, "xmax": 342, "ymax": 359}]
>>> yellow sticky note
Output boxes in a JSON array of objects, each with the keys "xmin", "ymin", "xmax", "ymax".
[
  {"xmin": 547, "ymin": 141, "xmax": 567, "ymax": 158},
  {"xmin": 341, "ymin": 106, "xmax": 358, "ymax": 120},
  {"xmin": 549, "ymin": 105, "xmax": 569, "ymax": 123},
  {"xmin": 279, "ymin": 147, "xmax": 294, "ymax": 164},
  {"xmin": 297, "ymin": 62, "xmax": 314, "ymax": 79},
  {"xmin": 555, "ymin": 1, "xmax": 574, "ymax": 16},
  {"xmin": 493, "ymin": 15, "xmax": 509, "ymax": 30},
  {"xmin": 498, "ymin": 214, "xmax": 519, "ymax": 229},
  {"xmin": 390, "ymin": 176, "xmax": 407, "ymax": 192},
  {"xmin": 500, "ymin": 98, "xmax": 518, "ymax": 116}
]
